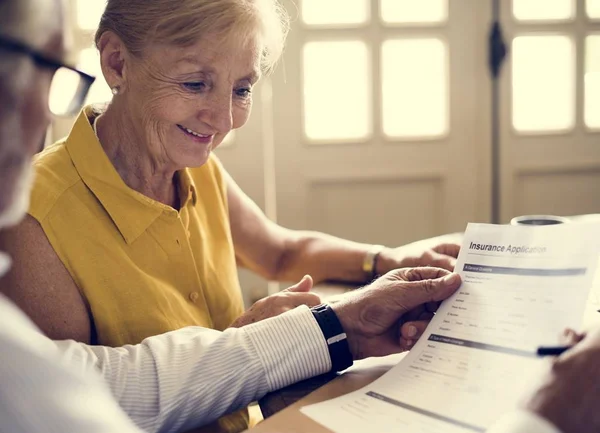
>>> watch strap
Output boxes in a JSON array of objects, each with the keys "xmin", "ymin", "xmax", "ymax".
[{"xmin": 310, "ymin": 303, "xmax": 353, "ymax": 372}]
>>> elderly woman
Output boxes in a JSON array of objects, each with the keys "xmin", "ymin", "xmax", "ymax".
[{"xmin": 0, "ymin": 0, "xmax": 459, "ymax": 431}]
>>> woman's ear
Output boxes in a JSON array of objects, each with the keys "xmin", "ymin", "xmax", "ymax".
[{"xmin": 98, "ymin": 31, "xmax": 129, "ymax": 92}]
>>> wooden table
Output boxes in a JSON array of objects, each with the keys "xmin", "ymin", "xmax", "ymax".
[{"xmin": 250, "ymin": 355, "xmax": 404, "ymax": 433}]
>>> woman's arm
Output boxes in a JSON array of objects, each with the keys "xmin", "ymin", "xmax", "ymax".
[
  {"xmin": 0, "ymin": 214, "xmax": 92, "ymax": 343},
  {"xmin": 227, "ymin": 170, "xmax": 459, "ymax": 285},
  {"xmin": 226, "ymin": 171, "xmax": 374, "ymax": 284}
]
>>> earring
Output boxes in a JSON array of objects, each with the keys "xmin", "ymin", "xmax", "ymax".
[{"xmin": 111, "ymin": 87, "xmax": 120, "ymax": 96}]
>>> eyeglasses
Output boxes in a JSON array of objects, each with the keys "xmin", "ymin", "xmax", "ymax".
[{"xmin": 0, "ymin": 35, "xmax": 96, "ymax": 117}]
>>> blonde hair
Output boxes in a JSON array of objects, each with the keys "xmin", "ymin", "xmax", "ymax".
[{"xmin": 95, "ymin": 0, "xmax": 289, "ymax": 75}]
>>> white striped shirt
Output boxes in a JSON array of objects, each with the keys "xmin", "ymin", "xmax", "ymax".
[{"xmin": 0, "ymin": 248, "xmax": 331, "ymax": 432}]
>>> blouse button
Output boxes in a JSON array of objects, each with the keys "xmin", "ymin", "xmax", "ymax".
[{"xmin": 189, "ymin": 292, "xmax": 199, "ymax": 303}]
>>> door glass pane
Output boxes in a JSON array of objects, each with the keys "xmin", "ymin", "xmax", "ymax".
[
  {"xmin": 512, "ymin": 36, "xmax": 575, "ymax": 133},
  {"xmin": 513, "ymin": 0, "xmax": 574, "ymax": 21},
  {"xmin": 76, "ymin": 0, "xmax": 106, "ymax": 30},
  {"xmin": 381, "ymin": 0, "xmax": 448, "ymax": 24},
  {"xmin": 302, "ymin": 0, "xmax": 369, "ymax": 26},
  {"xmin": 585, "ymin": 35, "xmax": 600, "ymax": 129},
  {"xmin": 303, "ymin": 41, "xmax": 371, "ymax": 141},
  {"xmin": 78, "ymin": 48, "xmax": 112, "ymax": 105},
  {"xmin": 382, "ymin": 39, "xmax": 448, "ymax": 138},
  {"xmin": 587, "ymin": 0, "xmax": 600, "ymax": 19}
]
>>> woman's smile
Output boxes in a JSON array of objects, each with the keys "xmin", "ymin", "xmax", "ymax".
[{"xmin": 177, "ymin": 124, "xmax": 214, "ymax": 144}]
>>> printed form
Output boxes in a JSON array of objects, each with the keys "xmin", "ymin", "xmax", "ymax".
[{"xmin": 302, "ymin": 222, "xmax": 600, "ymax": 433}]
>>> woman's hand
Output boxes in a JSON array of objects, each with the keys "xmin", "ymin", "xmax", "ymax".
[
  {"xmin": 376, "ymin": 242, "xmax": 461, "ymax": 275},
  {"xmin": 230, "ymin": 275, "xmax": 322, "ymax": 327}
]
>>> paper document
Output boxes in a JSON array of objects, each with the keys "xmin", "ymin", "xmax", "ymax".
[{"xmin": 302, "ymin": 222, "xmax": 600, "ymax": 433}]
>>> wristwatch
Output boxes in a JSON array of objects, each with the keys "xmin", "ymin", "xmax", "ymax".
[
  {"xmin": 310, "ymin": 303, "xmax": 353, "ymax": 372},
  {"xmin": 362, "ymin": 244, "xmax": 385, "ymax": 281}
]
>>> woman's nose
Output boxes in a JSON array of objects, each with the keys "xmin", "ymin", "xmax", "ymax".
[{"xmin": 205, "ymin": 92, "xmax": 233, "ymax": 134}]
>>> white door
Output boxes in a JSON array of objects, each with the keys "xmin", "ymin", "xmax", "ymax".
[
  {"xmin": 271, "ymin": 0, "xmax": 493, "ymax": 251},
  {"xmin": 499, "ymin": 0, "xmax": 600, "ymax": 222}
]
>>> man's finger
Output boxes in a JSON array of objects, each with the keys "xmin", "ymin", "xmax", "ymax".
[
  {"xmin": 429, "ymin": 252, "xmax": 456, "ymax": 271},
  {"xmin": 433, "ymin": 243, "xmax": 461, "ymax": 258},
  {"xmin": 399, "ymin": 337, "xmax": 414, "ymax": 351},
  {"xmin": 560, "ymin": 328, "xmax": 585, "ymax": 346},
  {"xmin": 282, "ymin": 275, "xmax": 313, "ymax": 293},
  {"xmin": 400, "ymin": 320, "xmax": 430, "ymax": 340},
  {"xmin": 565, "ymin": 326, "xmax": 600, "ymax": 355},
  {"xmin": 390, "ymin": 271, "xmax": 462, "ymax": 312},
  {"xmin": 397, "ymin": 267, "xmax": 452, "ymax": 282}
]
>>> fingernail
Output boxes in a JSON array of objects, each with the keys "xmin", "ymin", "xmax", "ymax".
[
  {"xmin": 407, "ymin": 325, "xmax": 417, "ymax": 337},
  {"xmin": 406, "ymin": 340, "xmax": 413, "ymax": 347}
]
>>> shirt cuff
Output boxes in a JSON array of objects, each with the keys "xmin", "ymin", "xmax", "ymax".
[
  {"xmin": 487, "ymin": 410, "xmax": 562, "ymax": 433},
  {"xmin": 243, "ymin": 305, "xmax": 332, "ymax": 392}
]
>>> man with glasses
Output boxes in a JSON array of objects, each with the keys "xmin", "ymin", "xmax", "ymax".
[{"xmin": 0, "ymin": 1, "xmax": 599, "ymax": 433}]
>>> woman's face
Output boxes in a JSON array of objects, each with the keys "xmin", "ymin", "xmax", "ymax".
[{"xmin": 124, "ymin": 33, "xmax": 261, "ymax": 169}]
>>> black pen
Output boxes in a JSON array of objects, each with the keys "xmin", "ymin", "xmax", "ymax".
[{"xmin": 536, "ymin": 346, "xmax": 571, "ymax": 357}]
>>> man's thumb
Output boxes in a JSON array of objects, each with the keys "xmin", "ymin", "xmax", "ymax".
[
  {"xmin": 396, "ymin": 272, "xmax": 461, "ymax": 312},
  {"xmin": 283, "ymin": 275, "xmax": 313, "ymax": 293}
]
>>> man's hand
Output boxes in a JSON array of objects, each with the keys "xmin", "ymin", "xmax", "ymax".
[
  {"xmin": 230, "ymin": 275, "xmax": 322, "ymax": 328},
  {"xmin": 523, "ymin": 327, "xmax": 600, "ymax": 433},
  {"xmin": 376, "ymin": 242, "xmax": 461, "ymax": 274},
  {"xmin": 331, "ymin": 267, "xmax": 462, "ymax": 359}
]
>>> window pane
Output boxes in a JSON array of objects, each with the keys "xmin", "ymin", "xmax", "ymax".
[
  {"xmin": 382, "ymin": 39, "xmax": 448, "ymax": 138},
  {"xmin": 512, "ymin": 36, "xmax": 575, "ymax": 133},
  {"xmin": 78, "ymin": 48, "xmax": 112, "ymax": 105},
  {"xmin": 381, "ymin": 0, "xmax": 448, "ymax": 24},
  {"xmin": 585, "ymin": 35, "xmax": 600, "ymax": 128},
  {"xmin": 302, "ymin": 0, "xmax": 369, "ymax": 26},
  {"xmin": 513, "ymin": 0, "xmax": 574, "ymax": 21},
  {"xmin": 76, "ymin": 0, "xmax": 106, "ymax": 30},
  {"xmin": 587, "ymin": 0, "xmax": 600, "ymax": 19},
  {"xmin": 303, "ymin": 41, "xmax": 371, "ymax": 141}
]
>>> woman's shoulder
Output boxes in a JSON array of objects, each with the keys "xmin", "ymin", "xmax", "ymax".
[{"xmin": 30, "ymin": 139, "xmax": 82, "ymax": 222}]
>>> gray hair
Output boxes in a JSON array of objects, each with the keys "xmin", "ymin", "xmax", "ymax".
[
  {"xmin": 0, "ymin": 0, "xmax": 60, "ymax": 91},
  {"xmin": 0, "ymin": 0, "xmax": 28, "ymax": 80},
  {"xmin": 0, "ymin": 0, "xmax": 58, "ymax": 42}
]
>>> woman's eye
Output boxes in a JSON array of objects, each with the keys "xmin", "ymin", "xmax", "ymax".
[
  {"xmin": 235, "ymin": 88, "xmax": 252, "ymax": 99},
  {"xmin": 183, "ymin": 82, "xmax": 206, "ymax": 92}
]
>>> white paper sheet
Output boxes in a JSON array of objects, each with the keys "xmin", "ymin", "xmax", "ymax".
[{"xmin": 302, "ymin": 222, "xmax": 600, "ymax": 433}]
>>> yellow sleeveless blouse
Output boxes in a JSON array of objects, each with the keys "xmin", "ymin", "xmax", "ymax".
[{"xmin": 29, "ymin": 107, "xmax": 251, "ymax": 433}]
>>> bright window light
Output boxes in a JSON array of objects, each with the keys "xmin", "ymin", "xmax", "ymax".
[
  {"xmin": 303, "ymin": 41, "xmax": 371, "ymax": 142},
  {"xmin": 512, "ymin": 35, "xmax": 575, "ymax": 133},
  {"xmin": 382, "ymin": 38, "xmax": 449, "ymax": 138}
]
